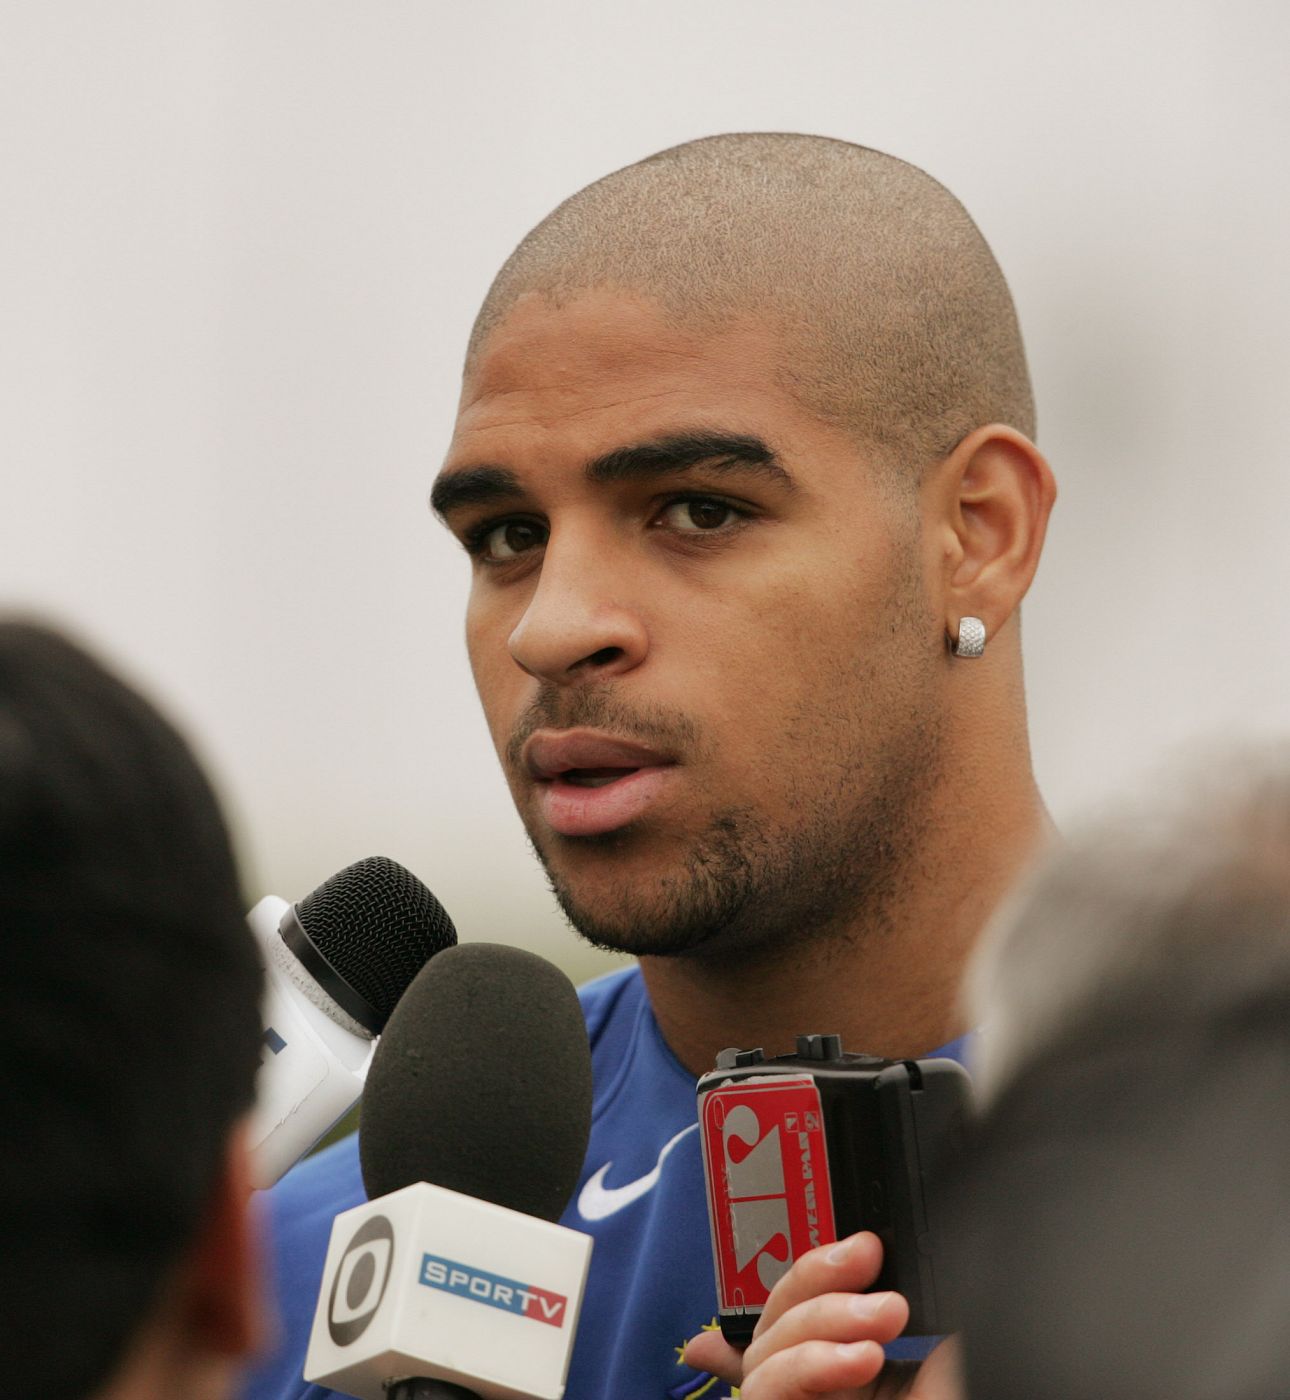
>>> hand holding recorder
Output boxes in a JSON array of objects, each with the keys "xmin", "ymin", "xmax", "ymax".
[
  {"xmin": 684, "ymin": 1232, "xmax": 963, "ymax": 1400},
  {"xmin": 689, "ymin": 1033, "xmax": 970, "ymax": 1399}
]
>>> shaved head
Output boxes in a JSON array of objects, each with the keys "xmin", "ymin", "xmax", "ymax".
[{"xmin": 468, "ymin": 132, "xmax": 1035, "ymax": 476}]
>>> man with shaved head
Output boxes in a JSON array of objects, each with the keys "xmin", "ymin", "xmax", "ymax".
[{"xmin": 242, "ymin": 133, "xmax": 1054, "ymax": 1400}]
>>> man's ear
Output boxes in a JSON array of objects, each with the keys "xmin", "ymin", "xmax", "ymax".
[
  {"xmin": 178, "ymin": 1123, "xmax": 265, "ymax": 1362},
  {"xmin": 929, "ymin": 425, "xmax": 1056, "ymax": 643}
]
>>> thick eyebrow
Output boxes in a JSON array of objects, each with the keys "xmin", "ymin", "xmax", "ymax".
[
  {"xmin": 585, "ymin": 431, "xmax": 795, "ymax": 489},
  {"xmin": 431, "ymin": 428, "xmax": 794, "ymax": 521},
  {"xmin": 430, "ymin": 465, "xmax": 523, "ymax": 520}
]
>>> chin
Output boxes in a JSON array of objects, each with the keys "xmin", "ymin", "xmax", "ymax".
[
  {"xmin": 562, "ymin": 907, "xmax": 723, "ymax": 960},
  {"xmin": 535, "ymin": 853, "xmax": 697, "ymax": 956},
  {"xmin": 529, "ymin": 801, "xmax": 759, "ymax": 951},
  {"xmin": 543, "ymin": 860, "xmax": 752, "ymax": 961}
]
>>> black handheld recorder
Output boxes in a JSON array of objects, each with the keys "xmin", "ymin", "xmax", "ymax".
[{"xmin": 696, "ymin": 1033, "xmax": 971, "ymax": 1345}]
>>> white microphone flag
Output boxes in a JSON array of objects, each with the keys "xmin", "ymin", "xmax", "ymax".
[{"xmin": 305, "ymin": 1182, "xmax": 593, "ymax": 1400}]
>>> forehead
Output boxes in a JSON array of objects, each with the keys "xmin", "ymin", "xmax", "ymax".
[{"xmin": 444, "ymin": 289, "xmax": 837, "ymax": 470}]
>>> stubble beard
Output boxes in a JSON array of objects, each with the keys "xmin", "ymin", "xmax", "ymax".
[
  {"xmin": 507, "ymin": 526, "xmax": 943, "ymax": 965},
  {"xmin": 533, "ymin": 717, "xmax": 941, "ymax": 966},
  {"xmin": 519, "ymin": 604, "xmax": 944, "ymax": 964}
]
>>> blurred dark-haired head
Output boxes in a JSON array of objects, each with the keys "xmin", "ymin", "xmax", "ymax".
[
  {"xmin": 955, "ymin": 744, "xmax": 1290, "ymax": 1400},
  {"xmin": 0, "ymin": 619, "xmax": 263, "ymax": 1398}
]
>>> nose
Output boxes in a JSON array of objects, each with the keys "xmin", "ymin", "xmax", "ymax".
[{"xmin": 507, "ymin": 533, "xmax": 649, "ymax": 686}]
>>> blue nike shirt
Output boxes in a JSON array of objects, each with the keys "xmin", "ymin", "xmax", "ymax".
[{"xmin": 238, "ymin": 965, "xmax": 971, "ymax": 1400}]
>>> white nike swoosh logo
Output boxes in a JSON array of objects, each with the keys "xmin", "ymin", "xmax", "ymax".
[{"xmin": 576, "ymin": 1123, "xmax": 699, "ymax": 1221}]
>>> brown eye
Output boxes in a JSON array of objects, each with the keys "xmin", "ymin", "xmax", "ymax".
[
  {"xmin": 482, "ymin": 520, "xmax": 546, "ymax": 560},
  {"xmin": 660, "ymin": 499, "xmax": 737, "ymax": 531}
]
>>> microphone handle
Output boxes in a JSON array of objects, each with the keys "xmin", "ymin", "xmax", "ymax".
[{"xmin": 386, "ymin": 1381, "xmax": 477, "ymax": 1400}]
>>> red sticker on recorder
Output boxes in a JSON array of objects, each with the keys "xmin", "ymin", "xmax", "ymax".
[{"xmin": 698, "ymin": 1076, "xmax": 838, "ymax": 1313}]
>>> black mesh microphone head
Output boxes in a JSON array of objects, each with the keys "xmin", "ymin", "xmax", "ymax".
[
  {"xmin": 287, "ymin": 857, "xmax": 457, "ymax": 1033},
  {"xmin": 359, "ymin": 943, "xmax": 593, "ymax": 1223}
]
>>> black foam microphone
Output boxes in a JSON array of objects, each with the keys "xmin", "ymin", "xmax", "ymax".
[
  {"xmin": 246, "ymin": 857, "xmax": 457, "ymax": 1187},
  {"xmin": 305, "ymin": 943, "xmax": 594, "ymax": 1400},
  {"xmin": 360, "ymin": 941, "xmax": 593, "ymax": 1218}
]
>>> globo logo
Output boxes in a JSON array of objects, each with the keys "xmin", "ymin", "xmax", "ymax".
[{"xmin": 327, "ymin": 1215, "xmax": 395, "ymax": 1346}]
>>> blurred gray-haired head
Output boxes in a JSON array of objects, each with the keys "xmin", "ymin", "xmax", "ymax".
[
  {"xmin": 956, "ymin": 740, "xmax": 1290, "ymax": 1400},
  {"xmin": 967, "ymin": 739, "xmax": 1290, "ymax": 1105}
]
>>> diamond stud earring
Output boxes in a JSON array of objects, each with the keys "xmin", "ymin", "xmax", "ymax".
[{"xmin": 953, "ymin": 616, "xmax": 986, "ymax": 658}]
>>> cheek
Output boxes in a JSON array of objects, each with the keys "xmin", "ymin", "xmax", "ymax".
[
  {"xmin": 701, "ymin": 551, "xmax": 922, "ymax": 750},
  {"xmin": 718, "ymin": 567, "xmax": 856, "ymax": 669},
  {"xmin": 681, "ymin": 582, "xmax": 858, "ymax": 758}
]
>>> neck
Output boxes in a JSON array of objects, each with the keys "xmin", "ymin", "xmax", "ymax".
[{"xmin": 639, "ymin": 771, "xmax": 1052, "ymax": 1078}]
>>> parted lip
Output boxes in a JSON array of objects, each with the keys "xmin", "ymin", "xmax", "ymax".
[{"xmin": 522, "ymin": 729, "xmax": 677, "ymax": 781}]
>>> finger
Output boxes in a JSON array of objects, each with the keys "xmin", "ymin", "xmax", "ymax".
[
  {"xmin": 752, "ymin": 1231, "xmax": 886, "ymax": 1336},
  {"xmin": 740, "ymin": 1337, "xmax": 887, "ymax": 1400},
  {"xmin": 682, "ymin": 1235, "xmax": 892, "ymax": 1389},
  {"xmin": 742, "ymin": 1288, "xmax": 909, "ymax": 1376},
  {"xmin": 681, "ymin": 1329, "xmax": 745, "ymax": 1384}
]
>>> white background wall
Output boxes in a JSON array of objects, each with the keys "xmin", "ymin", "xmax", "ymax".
[{"xmin": 2, "ymin": 1, "xmax": 1286, "ymax": 982}]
